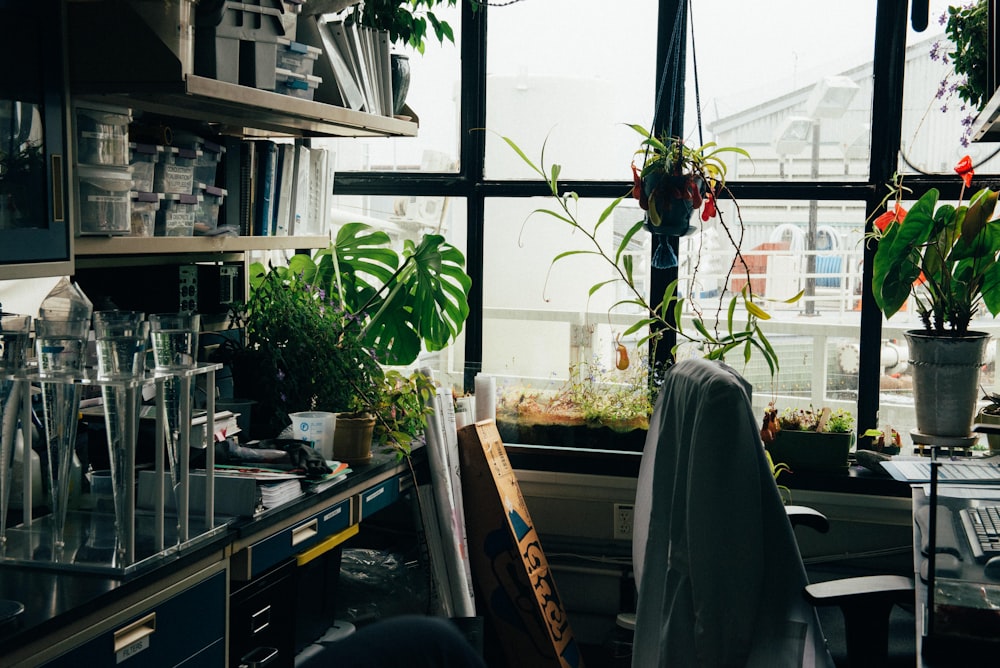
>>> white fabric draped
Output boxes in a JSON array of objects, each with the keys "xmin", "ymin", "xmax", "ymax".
[{"xmin": 632, "ymin": 358, "xmax": 834, "ymax": 668}]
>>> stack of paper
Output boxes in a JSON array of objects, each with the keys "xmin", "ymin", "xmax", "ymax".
[{"xmin": 302, "ymin": 14, "xmax": 393, "ymax": 116}]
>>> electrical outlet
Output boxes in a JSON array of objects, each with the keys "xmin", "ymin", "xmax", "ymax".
[{"xmin": 613, "ymin": 503, "xmax": 634, "ymax": 540}]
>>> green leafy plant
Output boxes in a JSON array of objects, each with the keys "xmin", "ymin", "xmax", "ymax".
[
  {"xmin": 869, "ymin": 160, "xmax": 1000, "ymax": 336},
  {"xmin": 927, "ymin": 1, "xmax": 989, "ymax": 146},
  {"xmin": 496, "ymin": 347, "xmax": 655, "ymax": 432},
  {"xmin": 309, "ymin": 222, "xmax": 471, "ymax": 366},
  {"xmin": 221, "ymin": 224, "xmax": 470, "ymax": 453},
  {"xmin": 630, "ymin": 123, "xmax": 749, "ymax": 229},
  {"xmin": 773, "ymin": 405, "xmax": 854, "ymax": 434},
  {"xmin": 501, "ymin": 130, "xmax": 795, "ymax": 377},
  {"xmin": 346, "ymin": 0, "xmax": 471, "ymax": 53}
]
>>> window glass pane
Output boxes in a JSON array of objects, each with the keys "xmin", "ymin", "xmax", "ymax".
[
  {"xmin": 482, "ymin": 195, "xmax": 864, "ymax": 450},
  {"xmin": 311, "ymin": 5, "xmax": 461, "ymax": 173},
  {"xmin": 902, "ymin": 0, "xmax": 1000, "ymax": 173},
  {"xmin": 687, "ymin": 1, "xmax": 875, "ymax": 182},
  {"xmin": 483, "ymin": 0, "xmax": 657, "ymax": 180},
  {"xmin": 483, "ymin": 196, "xmax": 652, "ymax": 451}
]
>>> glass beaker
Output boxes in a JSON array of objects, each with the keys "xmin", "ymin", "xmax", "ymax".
[
  {"xmin": 35, "ymin": 317, "xmax": 89, "ymax": 550},
  {"xmin": 149, "ymin": 313, "xmax": 200, "ymax": 543},
  {"xmin": 93, "ymin": 310, "xmax": 148, "ymax": 565},
  {"xmin": 0, "ymin": 314, "xmax": 31, "ymax": 547}
]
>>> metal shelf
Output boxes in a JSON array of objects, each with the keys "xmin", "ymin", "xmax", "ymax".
[
  {"xmin": 77, "ymin": 75, "xmax": 417, "ymax": 139},
  {"xmin": 74, "ymin": 235, "xmax": 330, "ymax": 261}
]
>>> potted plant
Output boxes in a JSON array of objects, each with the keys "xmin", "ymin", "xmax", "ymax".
[
  {"xmin": 495, "ymin": 348, "xmax": 655, "ymax": 452},
  {"xmin": 218, "ymin": 223, "xmax": 470, "ymax": 454},
  {"xmin": 630, "ymin": 123, "xmax": 749, "ymax": 268},
  {"xmin": 869, "ymin": 157, "xmax": 1000, "ymax": 439},
  {"xmin": 502, "ymin": 128, "xmax": 793, "ymax": 379},
  {"xmin": 760, "ymin": 404, "xmax": 856, "ymax": 473},
  {"xmin": 976, "ymin": 388, "xmax": 1000, "ymax": 451}
]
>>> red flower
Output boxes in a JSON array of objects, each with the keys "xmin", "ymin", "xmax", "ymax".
[
  {"xmin": 631, "ymin": 163, "xmax": 647, "ymax": 209},
  {"xmin": 701, "ymin": 191, "xmax": 717, "ymax": 221},
  {"xmin": 955, "ymin": 155, "xmax": 975, "ymax": 188},
  {"xmin": 873, "ymin": 203, "xmax": 907, "ymax": 231}
]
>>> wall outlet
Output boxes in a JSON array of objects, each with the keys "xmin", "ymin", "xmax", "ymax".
[{"xmin": 613, "ymin": 503, "xmax": 634, "ymax": 540}]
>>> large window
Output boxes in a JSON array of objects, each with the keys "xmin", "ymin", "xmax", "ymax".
[{"xmin": 321, "ymin": 0, "xmax": 999, "ymax": 454}]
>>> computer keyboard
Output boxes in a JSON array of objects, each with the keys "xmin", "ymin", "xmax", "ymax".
[{"xmin": 959, "ymin": 505, "xmax": 1000, "ymax": 562}]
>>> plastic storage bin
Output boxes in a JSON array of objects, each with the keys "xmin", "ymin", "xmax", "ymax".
[
  {"xmin": 276, "ymin": 38, "xmax": 320, "ymax": 78},
  {"xmin": 76, "ymin": 104, "xmax": 131, "ymax": 166},
  {"xmin": 77, "ymin": 164, "xmax": 132, "ymax": 234},
  {"xmin": 130, "ymin": 191, "xmax": 163, "ymax": 237},
  {"xmin": 194, "ymin": 185, "xmax": 227, "ymax": 234},
  {"xmin": 129, "ymin": 143, "xmax": 164, "ymax": 193},
  {"xmin": 275, "ymin": 67, "xmax": 321, "ymax": 101},
  {"xmin": 155, "ymin": 193, "xmax": 201, "ymax": 236},
  {"xmin": 154, "ymin": 146, "xmax": 200, "ymax": 195},
  {"xmin": 194, "ymin": 139, "xmax": 225, "ymax": 188},
  {"xmin": 195, "ymin": 0, "xmax": 284, "ymax": 90}
]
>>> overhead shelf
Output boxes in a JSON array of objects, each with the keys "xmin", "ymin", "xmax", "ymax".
[
  {"xmin": 74, "ymin": 235, "xmax": 330, "ymax": 260},
  {"xmin": 76, "ymin": 74, "xmax": 418, "ymax": 139}
]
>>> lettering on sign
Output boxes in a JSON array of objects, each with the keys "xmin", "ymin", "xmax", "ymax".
[{"xmin": 116, "ymin": 635, "xmax": 150, "ymax": 663}]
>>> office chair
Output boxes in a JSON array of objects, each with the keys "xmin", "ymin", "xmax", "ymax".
[{"xmin": 632, "ymin": 358, "xmax": 913, "ymax": 667}]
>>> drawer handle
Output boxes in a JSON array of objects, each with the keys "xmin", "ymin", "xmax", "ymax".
[
  {"xmin": 291, "ymin": 518, "xmax": 318, "ymax": 546},
  {"xmin": 114, "ymin": 612, "xmax": 156, "ymax": 653},
  {"xmin": 366, "ymin": 487, "xmax": 385, "ymax": 502},
  {"xmin": 251, "ymin": 604, "xmax": 271, "ymax": 635},
  {"xmin": 240, "ymin": 646, "xmax": 278, "ymax": 668}
]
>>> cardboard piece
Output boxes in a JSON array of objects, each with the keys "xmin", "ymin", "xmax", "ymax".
[{"xmin": 457, "ymin": 420, "xmax": 584, "ymax": 668}]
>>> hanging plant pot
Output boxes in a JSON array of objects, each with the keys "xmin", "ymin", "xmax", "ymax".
[
  {"xmin": 905, "ymin": 330, "xmax": 990, "ymax": 439},
  {"xmin": 642, "ymin": 172, "xmax": 704, "ymax": 234},
  {"xmin": 333, "ymin": 411, "xmax": 376, "ymax": 465}
]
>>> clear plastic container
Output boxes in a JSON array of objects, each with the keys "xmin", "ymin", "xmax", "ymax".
[
  {"xmin": 130, "ymin": 191, "xmax": 163, "ymax": 237},
  {"xmin": 153, "ymin": 146, "xmax": 200, "ymax": 194},
  {"xmin": 193, "ymin": 139, "xmax": 225, "ymax": 188},
  {"xmin": 155, "ymin": 193, "xmax": 201, "ymax": 237},
  {"xmin": 76, "ymin": 104, "xmax": 131, "ymax": 166},
  {"xmin": 77, "ymin": 164, "xmax": 133, "ymax": 234},
  {"xmin": 276, "ymin": 37, "xmax": 321, "ymax": 78},
  {"xmin": 193, "ymin": 185, "xmax": 227, "ymax": 234},
  {"xmin": 275, "ymin": 67, "xmax": 321, "ymax": 101},
  {"xmin": 129, "ymin": 143, "xmax": 164, "ymax": 193}
]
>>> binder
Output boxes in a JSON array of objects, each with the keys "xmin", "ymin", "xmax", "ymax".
[{"xmin": 253, "ymin": 140, "xmax": 278, "ymax": 237}]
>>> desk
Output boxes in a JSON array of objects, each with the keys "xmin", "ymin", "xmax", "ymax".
[
  {"xmin": 0, "ymin": 445, "xmax": 420, "ymax": 667},
  {"xmin": 911, "ymin": 484, "xmax": 1000, "ymax": 666}
]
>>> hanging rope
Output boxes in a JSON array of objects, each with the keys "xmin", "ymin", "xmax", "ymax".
[{"xmin": 643, "ymin": 0, "xmax": 694, "ymax": 270}]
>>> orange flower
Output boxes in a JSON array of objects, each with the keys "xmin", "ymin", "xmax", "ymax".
[
  {"xmin": 955, "ymin": 155, "xmax": 975, "ymax": 188},
  {"xmin": 873, "ymin": 203, "xmax": 907, "ymax": 231}
]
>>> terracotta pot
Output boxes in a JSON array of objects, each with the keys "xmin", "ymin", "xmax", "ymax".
[{"xmin": 333, "ymin": 411, "xmax": 375, "ymax": 465}]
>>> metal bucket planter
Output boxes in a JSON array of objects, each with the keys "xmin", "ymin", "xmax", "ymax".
[{"xmin": 905, "ymin": 330, "xmax": 990, "ymax": 438}]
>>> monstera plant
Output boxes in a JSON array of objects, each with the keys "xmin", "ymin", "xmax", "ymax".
[{"xmin": 222, "ymin": 223, "xmax": 471, "ymax": 442}]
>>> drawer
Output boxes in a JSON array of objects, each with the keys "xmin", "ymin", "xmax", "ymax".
[
  {"xmin": 243, "ymin": 497, "xmax": 352, "ymax": 579},
  {"xmin": 44, "ymin": 569, "xmax": 227, "ymax": 667},
  {"xmin": 357, "ymin": 476, "xmax": 401, "ymax": 520},
  {"xmin": 230, "ymin": 560, "xmax": 296, "ymax": 668}
]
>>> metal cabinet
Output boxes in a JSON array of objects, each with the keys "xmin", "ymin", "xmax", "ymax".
[{"xmin": 41, "ymin": 564, "xmax": 227, "ymax": 667}]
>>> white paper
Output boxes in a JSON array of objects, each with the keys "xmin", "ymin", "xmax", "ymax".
[{"xmin": 474, "ymin": 374, "xmax": 496, "ymax": 422}]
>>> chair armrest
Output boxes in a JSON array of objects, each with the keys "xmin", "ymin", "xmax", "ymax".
[
  {"xmin": 805, "ymin": 574, "xmax": 914, "ymax": 607},
  {"xmin": 786, "ymin": 505, "xmax": 830, "ymax": 533}
]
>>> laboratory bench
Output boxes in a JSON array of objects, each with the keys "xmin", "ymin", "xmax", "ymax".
[{"xmin": 0, "ymin": 445, "xmax": 421, "ymax": 667}]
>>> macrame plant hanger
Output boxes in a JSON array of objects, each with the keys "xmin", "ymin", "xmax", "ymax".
[{"xmin": 645, "ymin": 0, "xmax": 707, "ymax": 270}]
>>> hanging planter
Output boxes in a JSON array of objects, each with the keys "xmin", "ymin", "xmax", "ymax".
[{"xmin": 629, "ymin": 125, "xmax": 748, "ymax": 269}]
